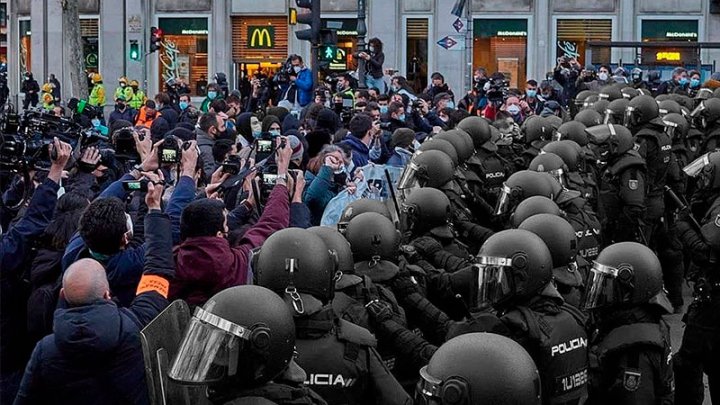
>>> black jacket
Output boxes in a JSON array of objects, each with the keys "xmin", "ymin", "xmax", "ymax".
[{"xmin": 14, "ymin": 211, "xmax": 175, "ymax": 405}]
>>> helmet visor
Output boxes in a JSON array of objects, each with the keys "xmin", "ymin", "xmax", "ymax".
[
  {"xmin": 623, "ymin": 106, "xmax": 635, "ymax": 127},
  {"xmin": 586, "ymin": 124, "xmax": 616, "ymax": 145},
  {"xmin": 662, "ymin": 119, "xmax": 678, "ymax": 139},
  {"xmin": 683, "ymin": 153, "xmax": 711, "ymax": 177},
  {"xmin": 474, "ymin": 256, "xmax": 514, "ymax": 307},
  {"xmin": 415, "ymin": 365, "xmax": 444, "ymax": 405},
  {"xmin": 168, "ymin": 307, "xmax": 250, "ymax": 384},
  {"xmin": 690, "ymin": 101, "xmax": 706, "ymax": 118},
  {"xmin": 494, "ymin": 184, "xmax": 513, "ymax": 215},
  {"xmin": 398, "ymin": 159, "xmax": 421, "ymax": 190},
  {"xmin": 583, "ymin": 261, "xmax": 618, "ymax": 310}
]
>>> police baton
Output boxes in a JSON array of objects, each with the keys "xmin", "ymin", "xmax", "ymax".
[{"xmin": 664, "ymin": 185, "xmax": 703, "ymax": 233}]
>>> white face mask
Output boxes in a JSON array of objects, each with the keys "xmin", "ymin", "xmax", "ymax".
[
  {"xmin": 293, "ymin": 66, "xmax": 302, "ymax": 74},
  {"xmin": 507, "ymin": 105, "xmax": 521, "ymax": 115},
  {"xmin": 598, "ymin": 72, "xmax": 609, "ymax": 81}
]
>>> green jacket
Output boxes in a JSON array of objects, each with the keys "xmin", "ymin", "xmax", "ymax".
[{"xmin": 89, "ymin": 83, "xmax": 106, "ymax": 107}]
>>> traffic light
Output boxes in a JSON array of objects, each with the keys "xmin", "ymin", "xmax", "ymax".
[
  {"xmin": 318, "ymin": 45, "xmax": 338, "ymax": 62},
  {"xmin": 150, "ymin": 27, "xmax": 163, "ymax": 53},
  {"xmin": 129, "ymin": 40, "xmax": 140, "ymax": 61},
  {"xmin": 295, "ymin": 0, "xmax": 321, "ymax": 44}
]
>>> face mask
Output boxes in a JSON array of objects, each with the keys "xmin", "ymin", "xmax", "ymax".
[
  {"xmin": 115, "ymin": 103, "xmax": 125, "ymax": 110},
  {"xmin": 120, "ymin": 83, "xmax": 126, "ymax": 87},
  {"xmin": 526, "ymin": 90, "xmax": 537, "ymax": 98},
  {"xmin": 507, "ymin": 105, "xmax": 521, "ymax": 115},
  {"xmin": 293, "ymin": 66, "xmax": 302, "ymax": 74},
  {"xmin": 132, "ymin": 86, "xmax": 138, "ymax": 91},
  {"xmin": 391, "ymin": 85, "xmax": 399, "ymax": 92},
  {"xmin": 412, "ymin": 139, "xmax": 421, "ymax": 151},
  {"xmin": 208, "ymin": 91, "xmax": 217, "ymax": 99},
  {"xmin": 380, "ymin": 105, "xmax": 388, "ymax": 114},
  {"xmin": 269, "ymin": 129, "xmax": 281, "ymax": 137},
  {"xmin": 598, "ymin": 72, "xmax": 609, "ymax": 81},
  {"xmin": 446, "ymin": 101, "xmax": 455, "ymax": 110},
  {"xmin": 91, "ymin": 118, "xmax": 101, "ymax": 127},
  {"xmin": 252, "ymin": 130, "xmax": 262, "ymax": 138},
  {"xmin": 690, "ymin": 78, "xmax": 700, "ymax": 88},
  {"xmin": 336, "ymin": 83, "xmax": 345, "ymax": 92},
  {"xmin": 678, "ymin": 77, "xmax": 689, "ymax": 86},
  {"xmin": 398, "ymin": 113, "xmax": 406, "ymax": 122},
  {"xmin": 369, "ymin": 46, "xmax": 375, "ymax": 53},
  {"xmin": 147, "ymin": 112, "xmax": 156, "ymax": 119},
  {"xmin": 541, "ymin": 93, "xmax": 551, "ymax": 99},
  {"xmin": 179, "ymin": 101, "xmax": 189, "ymax": 110}
]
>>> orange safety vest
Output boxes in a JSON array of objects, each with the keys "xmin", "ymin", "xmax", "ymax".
[{"xmin": 134, "ymin": 106, "xmax": 162, "ymax": 128}]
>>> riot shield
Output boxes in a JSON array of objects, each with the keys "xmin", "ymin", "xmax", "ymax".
[{"xmin": 140, "ymin": 299, "xmax": 212, "ymax": 405}]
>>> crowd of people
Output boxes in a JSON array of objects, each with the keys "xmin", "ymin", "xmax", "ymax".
[{"xmin": 4, "ymin": 39, "xmax": 720, "ymax": 404}]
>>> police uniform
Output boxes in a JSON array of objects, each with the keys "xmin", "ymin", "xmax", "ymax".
[
  {"xmin": 635, "ymin": 124, "xmax": 672, "ymax": 246},
  {"xmin": 213, "ymin": 383, "xmax": 327, "ymax": 405},
  {"xmin": 294, "ymin": 307, "xmax": 411, "ymax": 405},
  {"xmin": 556, "ymin": 190, "xmax": 602, "ymax": 263},
  {"xmin": 466, "ymin": 148, "xmax": 512, "ymax": 209},
  {"xmin": 701, "ymin": 126, "xmax": 720, "ymax": 154},
  {"xmin": 675, "ymin": 194, "xmax": 720, "ymax": 404},
  {"xmin": 587, "ymin": 308, "xmax": 674, "ymax": 405},
  {"xmin": 597, "ymin": 149, "xmax": 647, "ymax": 245},
  {"xmin": 501, "ymin": 294, "xmax": 589, "ymax": 405}
]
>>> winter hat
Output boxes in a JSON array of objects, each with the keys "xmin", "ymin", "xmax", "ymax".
[
  {"xmin": 316, "ymin": 108, "xmax": 339, "ymax": 133},
  {"xmin": 390, "ymin": 128, "xmax": 415, "ymax": 148},
  {"xmin": 266, "ymin": 106, "xmax": 290, "ymax": 123},
  {"xmin": 288, "ymin": 135, "xmax": 304, "ymax": 161},
  {"xmin": 305, "ymin": 129, "xmax": 332, "ymax": 158},
  {"xmin": 262, "ymin": 115, "xmax": 281, "ymax": 133}
]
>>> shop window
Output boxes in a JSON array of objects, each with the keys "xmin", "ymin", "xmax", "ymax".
[
  {"xmin": 231, "ymin": 17, "xmax": 288, "ymax": 83},
  {"xmin": 474, "ymin": 19, "xmax": 527, "ymax": 89},
  {"xmin": 556, "ymin": 19, "xmax": 612, "ymax": 65},
  {"xmin": 158, "ymin": 17, "xmax": 209, "ymax": 97},
  {"xmin": 80, "ymin": 19, "xmax": 99, "ymax": 73},
  {"xmin": 641, "ymin": 20, "xmax": 698, "ymax": 66},
  {"xmin": 19, "ymin": 20, "xmax": 30, "ymax": 77},
  {"xmin": 406, "ymin": 18, "xmax": 428, "ymax": 93}
]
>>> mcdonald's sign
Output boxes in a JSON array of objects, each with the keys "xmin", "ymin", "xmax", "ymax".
[{"xmin": 248, "ymin": 26, "xmax": 275, "ymax": 49}]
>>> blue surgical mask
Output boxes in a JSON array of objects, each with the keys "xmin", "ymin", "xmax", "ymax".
[
  {"xmin": 690, "ymin": 78, "xmax": 700, "ymax": 88},
  {"xmin": 398, "ymin": 113, "xmax": 406, "ymax": 122},
  {"xmin": 678, "ymin": 77, "xmax": 689, "ymax": 86},
  {"xmin": 208, "ymin": 91, "xmax": 217, "ymax": 99},
  {"xmin": 446, "ymin": 101, "xmax": 455, "ymax": 110},
  {"xmin": 179, "ymin": 101, "xmax": 189, "ymax": 110},
  {"xmin": 269, "ymin": 129, "xmax": 281, "ymax": 137},
  {"xmin": 380, "ymin": 105, "xmax": 388, "ymax": 114},
  {"xmin": 252, "ymin": 130, "xmax": 262, "ymax": 138},
  {"xmin": 526, "ymin": 89, "xmax": 537, "ymax": 98},
  {"xmin": 91, "ymin": 118, "xmax": 101, "ymax": 128}
]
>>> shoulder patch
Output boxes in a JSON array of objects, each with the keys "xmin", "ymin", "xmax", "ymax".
[
  {"xmin": 628, "ymin": 179, "xmax": 638, "ymax": 190},
  {"xmin": 623, "ymin": 370, "xmax": 642, "ymax": 392}
]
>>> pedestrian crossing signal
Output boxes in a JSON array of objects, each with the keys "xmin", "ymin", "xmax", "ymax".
[
  {"xmin": 319, "ymin": 45, "xmax": 340, "ymax": 62},
  {"xmin": 129, "ymin": 40, "xmax": 140, "ymax": 61}
]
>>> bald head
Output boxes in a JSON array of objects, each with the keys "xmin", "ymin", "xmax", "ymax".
[{"xmin": 62, "ymin": 258, "xmax": 111, "ymax": 306}]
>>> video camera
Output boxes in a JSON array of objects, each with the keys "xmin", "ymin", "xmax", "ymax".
[
  {"xmin": 273, "ymin": 56, "xmax": 296, "ymax": 86},
  {"xmin": 486, "ymin": 77, "xmax": 510, "ymax": 105},
  {"xmin": 0, "ymin": 133, "xmax": 55, "ymax": 172},
  {"xmin": 67, "ymin": 97, "xmax": 103, "ymax": 121}
]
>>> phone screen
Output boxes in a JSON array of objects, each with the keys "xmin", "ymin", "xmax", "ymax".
[
  {"xmin": 126, "ymin": 181, "xmax": 142, "ymax": 190},
  {"xmin": 257, "ymin": 140, "xmax": 272, "ymax": 153},
  {"xmin": 262, "ymin": 173, "xmax": 278, "ymax": 186},
  {"xmin": 162, "ymin": 149, "xmax": 177, "ymax": 161},
  {"xmin": 342, "ymin": 98, "xmax": 353, "ymax": 108}
]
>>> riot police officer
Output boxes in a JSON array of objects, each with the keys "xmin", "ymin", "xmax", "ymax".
[
  {"xmin": 587, "ymin": 124, "xmax": 647, "ymax": 245},
  {"xmin": 603, "ymin": 98, "xmax": 630, "ymax": 125},
  {"xmin": 520, "ymin": 116, "xmax": 553, "ymax": 168},
  {"xmin": 674, "ymin": 151, "xmax": 720, "ymax": 404},
  {"xmin": 416, "ymin": 333, "xmax": 542, "ymax": 405},
  {"xmin": 168, "ymin": 285, "xmax": 326, "ymax": 404},
  {"xmin": 694, "ymin": 98, "xmax": 720, "ymax": 154},
  {"xmin": 474, "ymin": 229, "xmax": 589, "ymax": 405},
  {"xmin": 254, "ymin": 228, "xmax": 411, "ymax": 405},
  {"xmin": 584, "ymin": 242, "xmax": 675, "ymax": 405},
  {"xmin": 510, "ymin": 195, "xmax": 561, "ymax": 228}
]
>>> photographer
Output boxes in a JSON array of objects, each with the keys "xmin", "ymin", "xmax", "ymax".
[
  {"xmin": 358, "ymin": 37, "xmax": 386, "ymax": 94},
  {"xmin": 409, "ymin": 96, "xmax": 444, "ymax": 133},
  {"xmin": 170, "ymin": 137, "xmax": 292, "ymax": 306},
  {"xmin": 553, "ymin": 56, "xmax": 581, "ymax": 105},
  {"xmin": 245, "ymin": 74, "xmax": 272, "ymax": 113},
  {"xmin": 423, "ymin": 72, "xmax": 454, "ymax": 102},
  {"xmin": 280, "ymin": 55, "xmax": 313, "ymax": 110}
]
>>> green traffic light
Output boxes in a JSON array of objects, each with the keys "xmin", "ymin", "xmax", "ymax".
[{"xmin": 129, "ymin": 42, "xmax": 140, "ymax": 61}]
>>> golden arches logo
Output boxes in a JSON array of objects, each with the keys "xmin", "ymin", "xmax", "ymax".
[{"xmin": 249, "ymin": 27, "xmax": 274, "ymax": 49}]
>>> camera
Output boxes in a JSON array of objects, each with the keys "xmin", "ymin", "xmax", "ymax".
[
  {"xmin": 0, "ymin": 133, "xmax": 54, "ymax": 172},
  {"xmin": 121, "ymin": 178, "xmax": 164, "ymax": 192},
  {"xmin": 112, "ymin": 127, "xmax": 141, "ymax": 162},
  {"xmin": 221, "ymin": 154, "xmax": 243, "ymax": 175},
  {"xmin": 254, "ymin": 137, "xmax": 274, "ymax": 163},
  {"xmin": 486, "ymin": 78, "xmax": 510, "ymax": 105},
  {"xmin": 158, "ymin": 136, "xmax": 181, "ymax": 164}
]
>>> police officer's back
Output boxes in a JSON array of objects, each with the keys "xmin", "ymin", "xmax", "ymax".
[
  {"xmin": 254, "ymin": 228, "xmax": 410, "ymax": 405},
  {"xmin": 584, "ymin": 242, "xmax": 674, "ymax": 405},
  {"xmin": 695, "ymin": 98, "xmax": 720, "ymax": 154}
]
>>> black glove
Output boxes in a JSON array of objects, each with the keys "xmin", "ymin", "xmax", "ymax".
[
  {"xmin": 391, "ymin": 274, "xmax": 421, "ymax": 299},
  {"xmin": 411, "ymin": 236, "xmax": 443, "ymax": 258},
  {"xmin": 365, "ymin": 299, "xmax": 394, "ymax": 323}
]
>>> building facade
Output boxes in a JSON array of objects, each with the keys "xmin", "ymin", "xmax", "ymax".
[{"xmin": 5, "ymin": 0, "xmax": 720, "ymax": 105}]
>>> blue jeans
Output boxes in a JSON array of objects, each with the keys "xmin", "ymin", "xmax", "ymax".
[{"xmin": 366, "ymin": 75, "xmax": 387, "ymax": 94}]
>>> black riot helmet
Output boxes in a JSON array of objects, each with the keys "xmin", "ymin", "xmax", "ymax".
[
  {"xmin": 168, "ymin": 285, "xmax": 295, "ymax": 387},
  {"xmin": 662, "ymin": 112, "xmax": 690, "ymax": 140},
  {"xmin": 474, "ymin": 229, "xmax": 553, "ymax": 309},
  {"xmin": 690, "ymin": 97, "xmax": 720, "ymax": 130},
  {"xmin": 522, "ymin": 116, "xmax": 552, "ymax": 144},
  {"xmin": 518, "ymin": 214, "xmax": 577, "ymax": 269},
  {"xmin": 574, "ymin": 90, "xmax": 597, "ymax": 109},
  {"xmin": 457, "ymin": 116, "xmax": 493, "ymax": 150},
  {"xmin": 495, "ymin": 170, "xmax": 556, "ymax": 215},
  {"xmin": 598, "ymin": 84, "xmax": 623, "ymax": 101},
  {"xmin": 658, "ymin": 99, "xmax": 682, "ymax": 117},
  {"xmin": 574, "ymin": 109, "xmax": 603, "ymax": 128},
  {"xmin": 592, "ymin": 99, "xmax": 610, "ymax": 117},
  {"xmin": 398, "ymin": 150, "xmax": 456, "ymax": 190},
  {"xmin": 308, "ymin": 226, "xmax": 354, "ymax": 275},
  {"xmin": 694, "ymin": 88, "xmax": 714, "ymax": 102},
  {"xmin": 401, "ymin": 187, "xmax": 451, "ymax": 236},
  {"xmin": 416, "ymin": 332, "xmax": 541, "ymax": 405},
  {"xmin": 542, "ymin": 140, "xmax": 581, "ymax": 172},
  {"xmin": 624, "ymin": 94, "xmax": 660, "ymax": 127},
  {"xmin": 338, "ymin": 198, "xmax": 392, "ymax": 233},
  {"xmin": 510, "ymin": 196, "xmax": 561, "ymax": 228},
  {"xmin": 585, "ymin": 242, "xmax": 672, "ymax": 313},
  {"xmin": 529, "ymin": 152, "xmax": 568, "ymax": 187},
  {"xmin": 683, "ymin": 151, "xmax": 720, "ymax": 191},
  {"xmin": 621, "ymin": 87, "xmax": 640, "ymax": 100},
  {"xmin": 255, "ymin": 228, "xmax": 337, "ymax": 313},
  {"xmin": 420, "ymin": 138, "xmax": 459, "ymax": 167},
  {"xmin": 344, "ymin": 212, "xmax": 401, "ymax": 262},
  {"xmin": 554, "ymin": 121, "xmax": 587, "ymax": 146},
  {"xmin": 603, "ymin": 98, "xmax": 630, "ymax": 125},
  {"xmin": 435, "ymin": 129, "xmax": 475, "ymax": 163},
  {"xmin": 586, "ymin": 124, "xmax": 635, "ymax": 161}
]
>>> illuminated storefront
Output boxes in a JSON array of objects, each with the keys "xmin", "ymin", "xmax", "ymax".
[
  {"xmin": 157, "ymin": 17, "xmax": 209, "ymax": 96},
  {"xmin": 555, "ymin": 19, "xmax": 612, "ymax": 65},
  {"xmin": 18, "ymin": 19, "xmax": 30, "ymax": 76},
  {"xmin": 80, "ymin": 18, "xmax": 99, "ymax": 73},
  {"xmin": 473, "ymin": 19, "xmax": 528, "ymax": 89},
  {"xmin": 641, "ymin": 19, "xmax": 699, "ymax": 65},
  {"xmin": 231, "ymin": 16, "xmax": 288, "ymax": 83}
]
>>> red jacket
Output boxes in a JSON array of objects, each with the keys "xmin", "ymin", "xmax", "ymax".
[{"xmin": 170, "ymin": 185, "xmax": 290, "ymax": 306}]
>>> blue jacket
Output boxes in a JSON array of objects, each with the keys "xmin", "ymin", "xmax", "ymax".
[
  {"xmin": 14, "ymin": 212, "xmax": 174, "ymax": 405},
  {"xmin": 340, "ymin": 135, "xmax": 371, "ymax": 173},
  {"xmin": 303, "ymin": 167, "xmax": 340, "ymax": 226},
  {"xmin": 386, "ymin": 147, "xmax": 413, "ymax": 168},
  {"xmin": 295, "ymin": 68, "xmax": 314, "ymax": 107}
]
